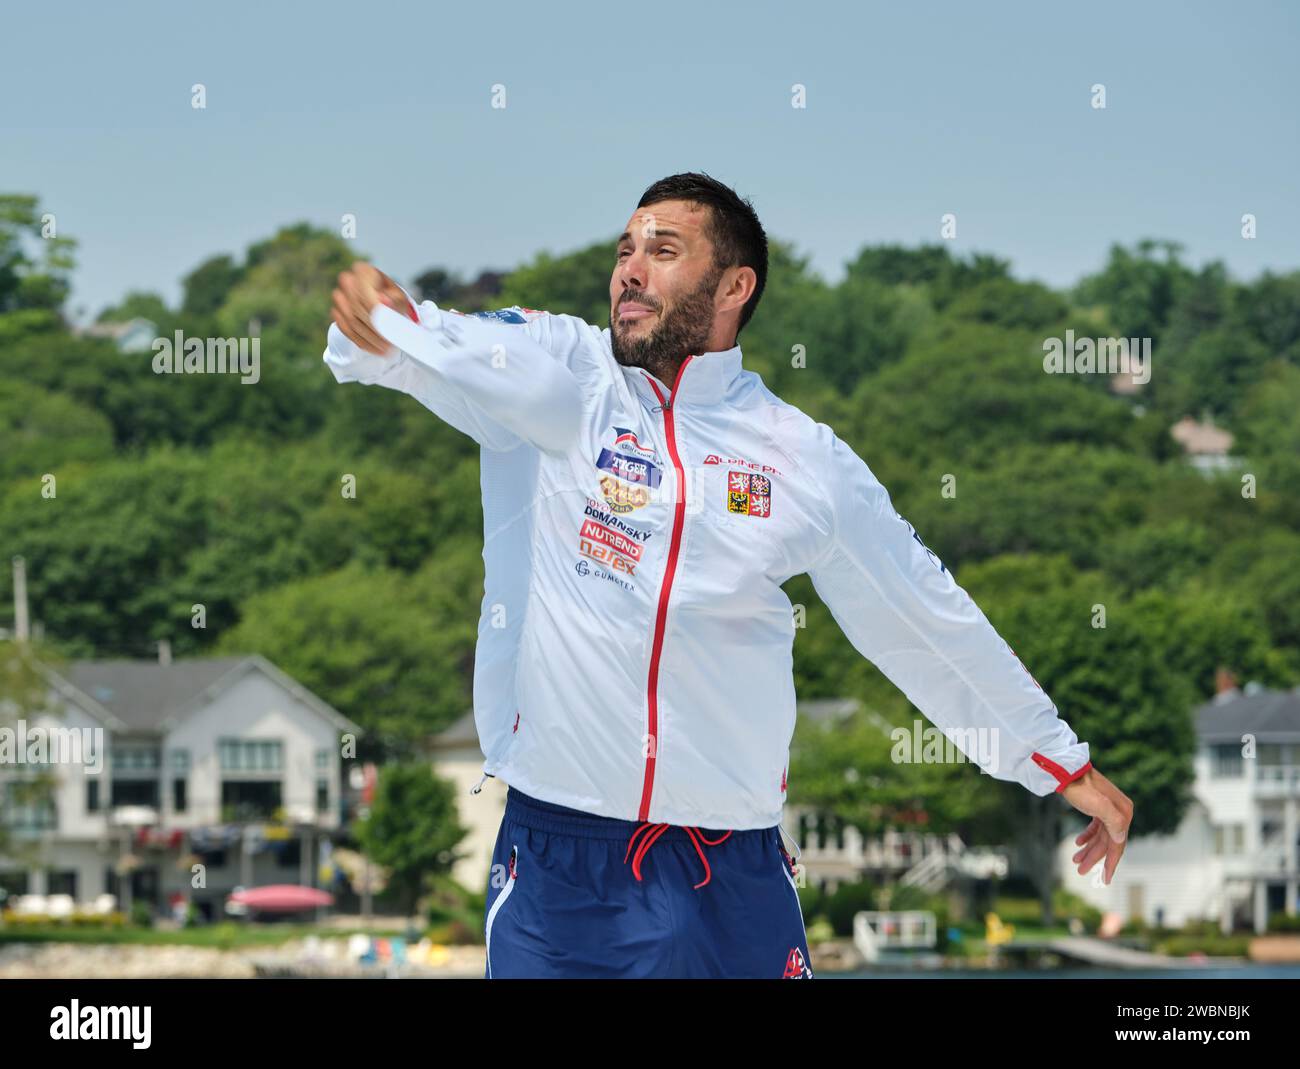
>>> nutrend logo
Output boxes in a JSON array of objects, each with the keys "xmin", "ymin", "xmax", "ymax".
[
  {"xmin": 151, "ymin": 330, "xmax": 261, "ymax": 384},
  {"xmin": 50, "ymin": 1000, "xmax": 151, "ymax": 1048},
  {"xmin": 0, "ymin": 721, "xmax": 103, "ymax": 774}
]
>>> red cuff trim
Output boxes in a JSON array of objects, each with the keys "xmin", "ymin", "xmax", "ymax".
[
  {"xmin": 1031, "ymin": 752, "xmax": 1092, "ymax": 792},
  {"xmin": 403, "ymin": 296, "xmax": 419, "ymax": 323}
]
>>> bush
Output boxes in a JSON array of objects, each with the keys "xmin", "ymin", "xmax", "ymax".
[
  {"xmin": 824, "ymin": 881, "xmax": 876, "ymax": 937},
  {"xmin": 991, "ymin": 895, "xmax": 1049, "ymax": 927},
  {"xmin": 129, "ymin": 901, "xmax": 154, "ymax": 928},
  {"xmin": 1155, "ymin": 933, "xmax": 1253, "ymax": 958}
]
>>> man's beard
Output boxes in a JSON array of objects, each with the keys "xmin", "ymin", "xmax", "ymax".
[{"xmin": 610, "ymin": 266, "xmax": 723, "ymax": 383}]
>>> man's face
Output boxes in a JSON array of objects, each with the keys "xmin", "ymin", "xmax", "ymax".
[{"xmin": 609, "ymin": 199, "xmax": 725, "ymax": 374}]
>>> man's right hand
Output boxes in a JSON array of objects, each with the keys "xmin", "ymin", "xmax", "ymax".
[{"xmin": 331, "ymin": 261, "xmax": 410, "ymax": 355}]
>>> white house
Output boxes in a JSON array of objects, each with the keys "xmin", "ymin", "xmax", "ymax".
[
  {"xmin": 1056, "ymin": 683, "xmax": 1300, "ymax": 932},
  {"xmin": 0, "ymin": 654, "xmax": 362, "ymax": 921}
]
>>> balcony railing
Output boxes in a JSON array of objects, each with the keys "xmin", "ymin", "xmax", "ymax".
[{"xmin": 1254, "ymin": 766, "xmax": 1300, "ymax": 794}]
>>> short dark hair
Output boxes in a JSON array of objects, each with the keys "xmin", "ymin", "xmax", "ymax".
[{"xmin": 636, "ymin": 172, "xmax": 768, "ymax": 337}]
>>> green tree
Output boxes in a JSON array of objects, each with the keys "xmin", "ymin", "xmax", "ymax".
[
  {"xmin": 95, "ymin": 290, "xmax": 171, "ymax": 326},
  {"xmin": 0, "ymin": 381, "xmax": 114, "ymax": 485},
  {"xmin": 218, "ymin": 554, "xmax": 482, "ymax": 760},
  {"xmin": 181, "ymin": 254, "xmax": 244, "ymax": 320},
  {"xmin": 353, "ymin": 763, "xmax": 467, "ymax": 916},
  {"xmin": 0, "ymin": 194, "xmax": 77, "ymax": 313},
  {"xmin": 1073, "ymin": 239, "xmax": 1194, "ymax": 343}
]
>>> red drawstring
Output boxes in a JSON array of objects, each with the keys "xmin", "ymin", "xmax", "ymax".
[{"xmin": 624, "ymin": 822, "xmax": 733, "ymax": 889}]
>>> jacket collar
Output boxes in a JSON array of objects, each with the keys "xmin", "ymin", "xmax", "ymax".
[{"xmin": 603, "ymin": 328, "xmax": 745, "ymax": 408}]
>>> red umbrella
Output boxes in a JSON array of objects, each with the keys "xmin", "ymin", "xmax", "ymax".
[{"xmin": 227, "ymin": 884, "xmax": 334, "ymax": 913}]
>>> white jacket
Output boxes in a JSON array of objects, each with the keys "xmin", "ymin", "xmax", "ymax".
[{"xmin": 323, "ymin": 292, "xmax": 1092, "ymax": 829}]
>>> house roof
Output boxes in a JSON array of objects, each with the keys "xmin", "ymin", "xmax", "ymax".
[
  {"xmin": 64, "ymin": 657, "xmax": 247, "ymax": 731},
  {"xmin": 428, "ymin": 710, "xmax": 479, "ymax": 750},
  {"xmin": 1170, "ymin": 416, "xmax": 1235, "ymax": 457},
  {"xmin": 49, "ymin": 655, "xmax": 363, "ymax": 738},
  {"xmin": 1195, "ymin": 687, "xmax": 1300, "ymax": 742}
]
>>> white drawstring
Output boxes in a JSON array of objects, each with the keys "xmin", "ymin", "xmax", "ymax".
[{"xmin": 778, "ymin": 820, "xmax": 802, "ymax": 862}]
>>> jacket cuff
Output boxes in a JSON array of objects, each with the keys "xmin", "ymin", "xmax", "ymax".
[{"xmin": 1031, "ymin": 751, "xmax": 1093, "ymax": 793}]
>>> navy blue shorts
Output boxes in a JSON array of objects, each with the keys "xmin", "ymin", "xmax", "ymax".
[{"xmin": 482, "ymin": 785, "xmax": 814, "ymax": 978}]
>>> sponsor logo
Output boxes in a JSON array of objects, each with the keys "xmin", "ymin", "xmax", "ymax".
[
  {"xmin": 583, "ymin": 499, "xmax": 652, "ymax": 542},
  {"xmin": 578, "ymin": 519, "xmax": 640, "ymax": 574},
  {"xmin": 596, "ymin": 447, "xmax": 662, "ymax": 489},
  {"xmin": 574, "ymin": 557, "xmax": 634, "ymax": 593},
  {"xmin": 579, "ymin": 519, "xmax": 644, "ymax": 563},
  {"xmin": 445, "ymin": 307, "xmax": 544, "ymax": 323},
  {"xmin": 782, "ymin": 947, "xmax": 813, "ymax": 979},
  {"xmin": 726, "ymin": 470, "xmax": 772, "ymax": 519},
  {"xmin": 611, "ymin": 426, "xmax": 657, "ymax": 462},
  {"xmin": 471, "ymin": 308, "xmax": 527, "ymax": 324},
  {"xmin": 600, "ymin": 474, "xmax": 650, "ymax": 514},
  {"xmin": 704, "ymin": 453, "xmax": 782, "ymax": 476}
]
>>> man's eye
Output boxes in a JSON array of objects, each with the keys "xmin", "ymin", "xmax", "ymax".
[{"xmin": 616, "ymin": 249, "xmax": 630, "ymax": 259}]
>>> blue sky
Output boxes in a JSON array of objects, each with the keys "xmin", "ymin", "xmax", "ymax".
[{"xmin": 3, "ymin": 0, "xmax": 1296, "ymax": 322}]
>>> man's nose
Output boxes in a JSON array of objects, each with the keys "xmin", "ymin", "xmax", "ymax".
[{"xmin": 616, "ymin": 250, "xmax": 648, "ymax": 291}]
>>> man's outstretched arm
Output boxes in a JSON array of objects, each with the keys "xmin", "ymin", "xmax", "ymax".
[
  {"xmin": 803, "ymin": 426, "xmax": 1133, "ymax": 880},
  {"xmin": 805, "ymin": 429, "xmax": 1090, "ymax": 792},
  {"xmin": 324, "ymin": 261, "xmax": 584, "ymax": 454}
]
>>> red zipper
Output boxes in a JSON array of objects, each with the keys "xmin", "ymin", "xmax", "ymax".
[{"xmin": 637, "ymin": 356, "xmax": 695, "ymax": 822}]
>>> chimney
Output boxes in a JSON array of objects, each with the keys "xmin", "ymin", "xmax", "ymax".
[
  {"xmin": 1214, "ymin": 665, "xmax": 1238, "ymax": 699},
  {"xmin": 12, "ymin": 556, "xmax": 29, "ymax": 643},
  {"xmin": 158, "ymin": 639, "xmax": 172, "ymax": 666}
]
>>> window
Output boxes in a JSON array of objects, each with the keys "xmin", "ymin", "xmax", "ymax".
[
  {"xmin": 3, "ymin": 782, "xmax": 56, "ymax": 830},
  {"xmin": 1212, "ymin": 824, "xmax": 1245, "ymax": 856},
  {"xmin": 0, "ymin": 870, "xmax": 30, "ymax": 899},
  {"xmin": 170, "ymin": 749, "xmax": 190, "ymax": 773},
  {"xmin": 1209, "ymin": 744, "xmax": 1244, "ymax": 778},
  {"xmin": 316, "ymin": 778, "xmax": 329, "ymax": 814},
  {"xmin": 315, "ymin": 748, "xmax": 330, "ymax": 771},
  {"xmin": 46, "ymin": 870, "xmax": 77, "ymax": 897},
  {"xmin": 219, "ymin": 739, "xmax": 282, "ymax": 772},
  {"xmin": 112, "ymin": 747, "xmax": 160, "ymax": 772},
  {"xmin": 110, "ymin": 780, "xmax": 159, "ymax": 808},
  {"xmin": 87, "ymin": 779, "xmax": 100, "ymax": 813},
  {"xmin": 220, "ymin": 780, "xmax": 282, "ymax": 821},
  {"xmin": 173, "ymin": 778, "xmax": 187, "ymax": 813}
]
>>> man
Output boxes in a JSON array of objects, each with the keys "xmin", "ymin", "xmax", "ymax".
[{"xmin": 325, "ymin": 172, "xmax": 1134, "ymax": 979}]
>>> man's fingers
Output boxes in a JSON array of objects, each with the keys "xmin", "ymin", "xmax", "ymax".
[
  {"xmin": 332, "ymin": 288, "xmax": 385, "ymax": 351},
  {"xmin": 1075, "ymin": 834, "xmax": 1108, "ymax": 874},
  {"xmin": 332, "ymin": 287, "xmax": 390, "ymax": 355},
  {"xmin": 1075, "ymin": 817, "xmax": 1100, "ymax": 847},
  {"xmin": 1103, "ymin": 838, "xmax": 1127, "ymax": 884}
]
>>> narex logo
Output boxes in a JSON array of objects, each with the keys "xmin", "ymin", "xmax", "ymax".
[{"xmin": 50, "ymin": 1000, "xmax": 151, "ymax": 1048}]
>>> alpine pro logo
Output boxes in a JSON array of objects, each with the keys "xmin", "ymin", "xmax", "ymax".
[
  {"xmin": 726, "ymin": 470, "xmax": 772, "ymax": 519},
  {"xmin": 782, "ymin": 947, "xmax": 813, "ymax": 979}
]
